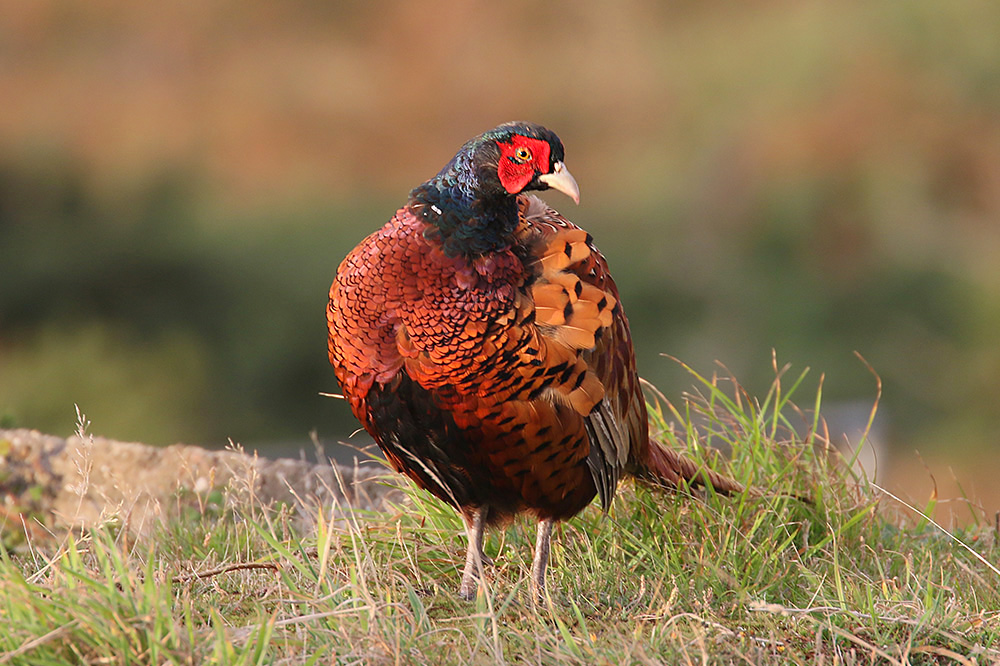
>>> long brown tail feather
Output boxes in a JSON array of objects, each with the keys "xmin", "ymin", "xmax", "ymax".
[
  {"xmin": 638, "ymin": 438, "xmax": 745, "ymax": 495},
  {"xmin": 638, "ymin": 438, "xmax": 816, "ymax": 505}
]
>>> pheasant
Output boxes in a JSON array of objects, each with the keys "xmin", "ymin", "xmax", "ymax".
[{"xmin": 327, "ymin": 122, "xmax": 742, "ymax": 599}]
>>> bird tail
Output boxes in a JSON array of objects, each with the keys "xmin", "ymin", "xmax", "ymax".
[{"xmin": 637, "ymin": 437, "xmax": 744, "ymax": 495}]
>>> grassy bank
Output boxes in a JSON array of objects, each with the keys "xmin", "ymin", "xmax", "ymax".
[{"xmin": 1, "ymin": 364, "xmax": 998, "ymax": 664}]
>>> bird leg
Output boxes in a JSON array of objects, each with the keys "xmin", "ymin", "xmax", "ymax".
[
  {"xmin": 531, "ymin": 517, "xmax": 554, "ymax": 600},
  {"xmin": 458, "ymin": 506, "xmax": 491, "ymax": 600}
]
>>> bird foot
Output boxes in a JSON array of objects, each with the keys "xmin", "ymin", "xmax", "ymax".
[
  {"xmin": 458, "ymin": 547, "xmax": 493, "ymax": 600},
  {"xmin": 459, "ymin": 508, "xmax": 492, "ymax": 600},
  {"xmin": 458, "ymin": 577, "xmax": 478, "ymax": 601}
]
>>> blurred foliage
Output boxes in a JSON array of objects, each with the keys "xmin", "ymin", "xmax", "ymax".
[
  {"xmin": 2, "ymin": 0, "xmax": 1000, "ymax": 463},
  {"xmin": 0, "ymin": 157, "xmax": 389, "ymax": 444}
]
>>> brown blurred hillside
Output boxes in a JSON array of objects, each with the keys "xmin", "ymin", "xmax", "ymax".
[{"xmin": 2, "ymin": 1, "xmax": 1000, "ymax": 521}]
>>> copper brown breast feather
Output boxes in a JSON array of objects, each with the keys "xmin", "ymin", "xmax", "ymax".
[{"xmin": 327, "ymin": 122, "xmax": 743, "ymax": 599}]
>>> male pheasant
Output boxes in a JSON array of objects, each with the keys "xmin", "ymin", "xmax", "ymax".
[{"xmin": 327, "ymin": 122, "xmax": 742, "ymax": 599}]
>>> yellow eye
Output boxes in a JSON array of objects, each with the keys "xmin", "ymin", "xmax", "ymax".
[{"xmin": 514, "ymin": 146, "xmax": 532, "ymax": 162}]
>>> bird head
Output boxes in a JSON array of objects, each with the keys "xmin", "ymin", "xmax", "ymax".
[
  {"xmin": 468, "ymin": 122, "xmax": 580, "ymax": 205},
  {"xmin": 411, "ymin": 122, "xmax": 580, "ymax": 256}
]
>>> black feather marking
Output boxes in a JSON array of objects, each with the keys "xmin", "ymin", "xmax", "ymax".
[
  {"xmin": 547, "ymin": 361, "xmax": 569, "ymax": 376},
  {"xmin": 367, "ymin": 376, "xmax": 479, "ymax": 509},
  {"xmin": 496, "ymin": 413, "xmax": 517, "ymax": 426},
  {"xmin": 493, "ymin": 368, "xmax": 515, "ymax": 383}
]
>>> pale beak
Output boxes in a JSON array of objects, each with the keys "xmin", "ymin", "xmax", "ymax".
[{"xmin": 538, "ymin": 161, "xmax": 580, "ymax": 205}]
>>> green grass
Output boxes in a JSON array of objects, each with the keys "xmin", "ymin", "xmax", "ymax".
[{"xmin": 2, "ymin": 362, "xmax": 998, "ymax": 664}]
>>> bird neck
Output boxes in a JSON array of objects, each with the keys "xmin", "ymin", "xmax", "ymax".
[{"xmin": 409, "ymin": 153, "xmax": 520, "ymax": 257}]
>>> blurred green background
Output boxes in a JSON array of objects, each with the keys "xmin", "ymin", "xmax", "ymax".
[{"xmin": 2, "ymin": 1, "xmax": 999, "ymax": 516}]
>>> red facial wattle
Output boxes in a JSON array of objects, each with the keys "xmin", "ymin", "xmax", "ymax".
[{"xmin": 496, "ymin": 135, "xmax": 552, "ymax": 195}]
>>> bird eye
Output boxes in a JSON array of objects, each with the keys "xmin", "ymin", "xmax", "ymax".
[{"xmin": 514, "ymin": 146, "xmax": 532, "ymax": 162}]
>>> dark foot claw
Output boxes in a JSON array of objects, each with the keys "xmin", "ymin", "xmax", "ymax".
[{"xmin": 458, "ymin": 582, "xmax": 477, "ymax": 600}]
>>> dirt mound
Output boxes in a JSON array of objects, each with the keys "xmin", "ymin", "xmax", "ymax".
[{"xmin": 0, "ymin": 429, "xmax": 400, "ymax": 536}]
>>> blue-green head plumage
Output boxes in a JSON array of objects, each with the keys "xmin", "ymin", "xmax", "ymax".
[{"xmin": 408, "ymin": 122, "xmax": 573, "ymax": 257}]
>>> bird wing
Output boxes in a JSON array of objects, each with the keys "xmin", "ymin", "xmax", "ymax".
[{"xmin": 516, "ymin": 195, "xmax": 648, "ymax": 510}]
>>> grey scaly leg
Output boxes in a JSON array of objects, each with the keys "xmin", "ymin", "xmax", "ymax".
[
  {"xmin": 531, "ymin": 517, "xmax": 554, "ymax": 600},
  {"xmin": 458, "ymin": 506, "xmax": 489, "ymax": 599}
]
